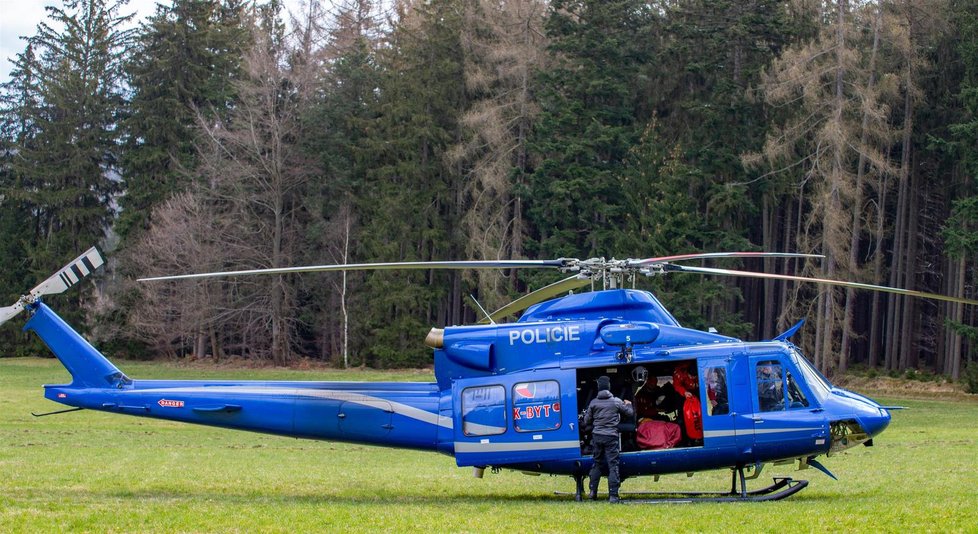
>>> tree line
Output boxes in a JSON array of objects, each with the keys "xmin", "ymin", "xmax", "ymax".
[{"xmin": 0, "ymin": 0, "xmax": 975, "ymax": 381}]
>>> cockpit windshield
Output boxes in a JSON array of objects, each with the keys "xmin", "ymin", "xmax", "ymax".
[{"xmin": 790, "ymin": 348, "xmax": 831, "ymax": 402}]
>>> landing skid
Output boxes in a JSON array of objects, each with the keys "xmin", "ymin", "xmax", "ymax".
[
  {"xmin": 618, "ymin": 477, "xmax": 808, "ymax": 503},
  {"xmin": 562, "ymin": 468, "xmax": 808, "ymax": 503}
]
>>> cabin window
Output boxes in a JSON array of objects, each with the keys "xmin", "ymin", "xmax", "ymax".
[
  {"xmin": 704, "ymin": 366, "xmax": 729, "ymax": 416},
  {"xmin": 512, "ymin": 380, "xmax": 561, "ymax": 432},
  {"xmin": 461, "ymin": 385, "xmax": 506, "ymax": 436},
  {"xmin": 756, "ymin": 360, "xmax": 785, "ymax": 412}
]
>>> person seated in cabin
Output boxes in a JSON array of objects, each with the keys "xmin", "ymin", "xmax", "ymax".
[
  {"xmin": 655, "ymin": 380, "xmax": 684, "ymax": 419},
  {"xmin": 631, "ymin": 366, "xmax": 658, "ymax": 421},
  {"xmin": 633, "ymin": 382, "xmax": 659, "ymax": 421},
  {"xmin": 672, "ymin": 362, "xmax": 698, "ymax": 399},
  {"xmin": 756, "ymin": 363, "xmax": 784, "ymax": 412},
  {"xmin": 707, "ymin": 367, "xmax": 729, "ymax": 416}
]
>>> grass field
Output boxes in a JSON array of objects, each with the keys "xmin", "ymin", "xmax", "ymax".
[{"xmin": 2, "ymin": 357, "xmax": 976, "ymax": 533}]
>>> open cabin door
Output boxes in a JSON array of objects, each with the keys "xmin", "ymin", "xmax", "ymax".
[{"xmin": 452, "ymin": 370, "xmax": 580, "ymax": 467}]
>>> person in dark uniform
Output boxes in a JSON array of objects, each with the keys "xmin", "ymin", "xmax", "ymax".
[{"xmin": 582, "ymin": 375, "xmax": 634, "ymax": 503}]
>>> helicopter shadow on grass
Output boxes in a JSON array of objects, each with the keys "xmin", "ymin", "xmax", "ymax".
[{"xmin": 66, "ymin": 484, "xmax": 855, "ymax": 506}]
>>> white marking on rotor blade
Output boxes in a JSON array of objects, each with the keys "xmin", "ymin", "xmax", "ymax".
[{"xmin": 130, "ymin": 386, "xmax": 451, "ymax": 429}]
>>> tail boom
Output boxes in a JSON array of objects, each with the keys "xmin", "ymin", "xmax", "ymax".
[{"xmin": 45, "ymin": 379, "xmax": 448, "ymax": 452}]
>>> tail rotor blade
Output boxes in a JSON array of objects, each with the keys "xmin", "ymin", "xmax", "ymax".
[
  {"xmin": 0, "ymin": 247, "xmax": 105, "ymax": 327},
  {"xmin": 30, "ymin": 247, "xmax": 105, "ymax": 298},
  {"xmin": 0, "ymin": 302, "xmax": 25, "ymax": 325}
]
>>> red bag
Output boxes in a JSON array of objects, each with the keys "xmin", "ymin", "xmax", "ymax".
[
  {"xmin": 636, "ymin": 420, "xmax": 681, "ymax": 450},
  {"xmin": 683, "ymin": 396, "xmax": 703, "ymax": 439}
]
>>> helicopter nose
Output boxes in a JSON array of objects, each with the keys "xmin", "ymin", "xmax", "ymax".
[{"xmin": 860, "ymin": 407, "xmax": 891, "ymax": 438}]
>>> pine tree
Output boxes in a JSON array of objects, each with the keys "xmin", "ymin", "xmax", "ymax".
[
  {"xmin": 354, "ymin": 0, "xmax": 467, "ymax": 366},
  {"xmin": 617, "ymin": 119, "xmax": 751, "ymax": 336},
  {"xmin": 0, "ymin": 47, "xmax": 38, "ymax": 350},
  {"xmin": 528, "ymin": 0, "xmax": 655, "ymax": 261},
  {"xmin": 750, "ymin": 0, "xmax": 901, "ymax": 372},
  {"xmin": 449, "ymin": 0, "xmax": 548, "ymax": 312},
  {"xmin": 1, "ymin": 0, "xmax": 132, "ymax": 330},
  {"xmin": 301, "ymin": 0, "xmax": 382, "ymax": 366},
  {"xmin": 942, "ymin": 0, "xmax": 978, "ymax": 380},
  {"xmin": 118, "ymin": 0, "xmax": 249, "ymax": 240}
]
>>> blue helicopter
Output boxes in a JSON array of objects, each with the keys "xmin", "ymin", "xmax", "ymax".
[{"xmin": 3, "ymin": 247, "xmax": 974, "ymax": 502}]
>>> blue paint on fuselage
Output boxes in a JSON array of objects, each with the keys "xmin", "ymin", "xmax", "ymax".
[{"xmin": 23, "ymin": 288, "xmax": 892, "ymax": 481}]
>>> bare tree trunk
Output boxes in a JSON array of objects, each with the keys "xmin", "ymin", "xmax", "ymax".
[
  {"xmin": 341, "ymin": 210, "xmax": 351, "ymax": 369},
  {"xmin": 887, "ymin": 127, "xmax": 911, "ymax": 371},
  {"xmin": 899, "ymin": 169, "xmax": 918, "ymax": 370},
  {"xmin": 840, "ymin": 4, "xmax": 882, "ymax": 371},
  {"xmin": 950, "ymin": 257, "xmax": 965, "ymax": 380},
  {"xmin": 195, "ymin": 329, "xmax": 207, "ymax": 359},
  {"xmin": 762, "ymin": 196, "xmax": 775, "ymax": 340},
  {"xmin": 821, "ymin": 0, "xmax": 847, "ymax": 374},
  {"xmin": 943, "ymin": 256, "xmax": 964, "ymax": 378},
  {"xmin": 209, "ymin": 325, "xmax": 222, "ymax": 363},
  {"xmin": 895, "ymin": 56, "xmax": 917, "ymax": 371}
]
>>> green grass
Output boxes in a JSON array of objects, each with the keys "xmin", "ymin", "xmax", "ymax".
[{"xmin": 2, "ymin": 357, "xmax": 977, "ymax": 533}]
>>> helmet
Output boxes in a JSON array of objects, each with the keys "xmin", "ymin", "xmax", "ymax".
[{"xmin": 632, "ymin": 366, "xmax": 648, "ymax": 384}]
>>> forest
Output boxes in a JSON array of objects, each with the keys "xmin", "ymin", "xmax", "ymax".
[{"xmin": 0, "ymin": 0, "xmax": 975, "ymax": 383}]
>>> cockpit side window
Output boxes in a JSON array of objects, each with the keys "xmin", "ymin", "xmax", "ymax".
[
  {"xmin": 790, "ymin": 348, "xmax": 831, "ymax": 402},
  {"xmin": 785, "ymin": 371, "xmax": 809, "ymax": 408},
  {"xmin": 756, "ymin": 360, "xmax": 784, "ymax": 412}
]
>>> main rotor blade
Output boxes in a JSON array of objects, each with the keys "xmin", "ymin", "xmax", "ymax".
[
  {"xmin": 632, "ymin": 251, "xmax": 824, "ymax": 265},
  {"xmin": 480, "ymin": 274, "xmax": 592, "ymax": 324},
  {"xmin": 666, "ymin": 264, "xmax": 978, "ymax": 306},
  {"xmin": 138, "ymin": 259, "xmax": 567, "ymax": 282}
]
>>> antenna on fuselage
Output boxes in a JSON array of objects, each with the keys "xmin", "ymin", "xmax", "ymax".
[{"xmin": 467, "ymin": 294, "xmax": 496, "ymax": 325}]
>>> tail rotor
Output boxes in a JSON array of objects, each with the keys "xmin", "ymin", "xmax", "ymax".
[{"xmin": 0, "ymin": 247, "xmax": 105, "ymax": 326}]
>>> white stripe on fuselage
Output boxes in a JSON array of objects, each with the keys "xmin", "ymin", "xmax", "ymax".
[
  {"xmin": 129, "ymin": 386, "xmax": 452, "ymax": 430},
  {"xmin": 703, "ymin": 426, "xmax": 823, "ymax": 439},
  {"xmin": 454, "ymin": 440, "xmax": 580, "ymax": 454}
]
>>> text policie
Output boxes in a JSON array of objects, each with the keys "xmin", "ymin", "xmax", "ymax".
[{"xmin": 508, "ymin": 325, "xmax": 582, "ymax": 346}]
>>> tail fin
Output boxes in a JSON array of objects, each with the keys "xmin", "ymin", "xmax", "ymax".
[{"xmin": 24, "ymin": 302, "xmax": 129, "ymax": 388}]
